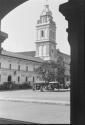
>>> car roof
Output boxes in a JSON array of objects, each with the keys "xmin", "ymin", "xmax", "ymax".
[{"xmin": 49, "ymin": 81, "xmax": 58, "ymax": 83}]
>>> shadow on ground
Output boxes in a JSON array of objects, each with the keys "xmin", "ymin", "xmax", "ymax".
[{"xmin": 0, "ymin": 118, "xmax": 38, "ymax": 124}]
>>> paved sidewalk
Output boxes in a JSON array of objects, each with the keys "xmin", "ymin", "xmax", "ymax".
[
  {"xmin": 0, "ymin": 90, "xmax": 70, "ymax": 124},
  {"xmin": 0, "ymin": 100, "xmax": 70, "ymax": 124},
  {"xmin": 0, "ymin": 89, "xmax": 70, "ymax": 106}
]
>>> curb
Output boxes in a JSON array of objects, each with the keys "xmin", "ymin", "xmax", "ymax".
[{"xmin": 0, "ymin": 98, "xmax": 70, "ymax": 106}]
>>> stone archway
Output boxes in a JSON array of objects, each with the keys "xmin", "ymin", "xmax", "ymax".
[
  {"xmin": 59, "ymin": 0, "xmax": 85, "ymax": 124},
  {"xmin": 0, "ymin": 0, "xmax": 84, "ymax": 124}
]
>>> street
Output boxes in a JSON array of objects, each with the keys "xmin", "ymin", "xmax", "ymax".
[{"xmin": 0, "ymin": 90, "xmax": 70, "ymax": 124}]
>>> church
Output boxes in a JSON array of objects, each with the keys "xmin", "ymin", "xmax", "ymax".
[{"xmin": 0, "ymin": 4, "xmax": 70, "ymax": 85}]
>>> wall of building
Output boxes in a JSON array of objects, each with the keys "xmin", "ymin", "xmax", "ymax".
[{"xmin": 0, "ymin": 55, "xmax": 41, "ymax": 85}]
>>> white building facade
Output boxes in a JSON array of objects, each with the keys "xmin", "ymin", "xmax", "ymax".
[{"xmin": 0, "ymin": 51, "xmax": 43, "ymax": 85}]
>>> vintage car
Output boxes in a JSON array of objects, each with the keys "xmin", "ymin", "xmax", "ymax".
[
  {"xmin": 48, "ymin": 81, "xmax": 59, "ymax": 90},
  {"xmin": 32, "ymin": 81, "xmax": 59, "ymax": 91},
  {"xmin": 32, "ymin": 81, "xmax": 48, "ymax": 91}
]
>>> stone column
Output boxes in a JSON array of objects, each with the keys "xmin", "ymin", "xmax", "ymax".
[{"xmin": 59, "ymin": 0, "xmax": 85, "ymax": 124}]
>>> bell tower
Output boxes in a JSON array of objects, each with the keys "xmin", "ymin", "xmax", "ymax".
[{"xmin": 35, "ymin": 3, "xmax": 56, "ymax": 61}]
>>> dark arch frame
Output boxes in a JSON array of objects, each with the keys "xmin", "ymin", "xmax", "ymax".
[
  {"xmin": 59, "ymin": 0, "xmax": 85, "ymax": 124},
  {"xmin": 0, "ymin": 0, "xmax": 28, "ymax": 51},
  {"xmin": 0, "ymin": 0, "xmax": 28, "ymax": 20}
]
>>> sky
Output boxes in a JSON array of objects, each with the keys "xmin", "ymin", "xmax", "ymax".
[{"xmin": 1, "ymin": 0, "xmax": 70, "ymax": 55}]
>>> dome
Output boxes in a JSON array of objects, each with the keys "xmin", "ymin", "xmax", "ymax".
[{"xmin": 41, "ymin": 4, "xmax": 52, "ymax": 16}]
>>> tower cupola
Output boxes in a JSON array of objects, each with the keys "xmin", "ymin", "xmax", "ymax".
[{"xmin": 41, "ymin": 4, "xmax": 52, "ymax": 17}]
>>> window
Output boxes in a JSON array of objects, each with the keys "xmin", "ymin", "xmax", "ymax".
[
  {"xmin": 43, "ymin": 45, "xmax": 46, "ymax": 56},
  {"xmin": 53, "ymin": 32, "xmax": 55, "ymax": 39},
  {"xmin": 33, "ymin": 76, "xmax": 35, "ymax": 82},
  {"xmin": 26, "ymin": 66, "xmax": 28, "ymax": 71},
  {"xmin": 9, "ymin": 64, "xmax": 11, "ymax": 69},
  {"xmin": 52, "ymin": 49, "xmax": 53, "ymax": 54},
  {"xmin": 26, "ymin": 77, "xmax": 28, "ymax": 82},
  {"xmin": 0, "ymin": 63, "xmax": 1, "ymax": 68},
  {"xmin": 50, "ymin": 30, "xmax": 52, "ymax": 38},
  {"xmin": 33, "ymin": 66, "xmax": 36, "ymax": 71},
  {"xmin": 39, "ymin": 46, "xmax": 42, "ymax": 56},
  {"xmin": 0, "ymin": 75, "xmax": 1, "ymax": 82},
  {"xmin": 41, "ymin": 30, "xmax": 44, "ymax": 37},
  {"xmin": 8, "ymin": 75, "xmax": 12, "ymax": 82},
  {"xmin": 14, "ymin": 71, "xmax": 16, "ymax": 75},
  {"xmin": 18, "ymin": 65, "xmax": 20, "ymax": 71},
  {"xmin": 18, "ymin": 76, "xmax": 20, "ymax": 82}
]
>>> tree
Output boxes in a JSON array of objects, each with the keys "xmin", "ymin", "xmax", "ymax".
[
  {"xmin": 35, "ymin": 61, "xmax": 57, "ymax": 83},
  {"xmin": 56, "ymin": 55, "xmax": 65, "ymax": 87},
  {"xmin": 35, "ymin": 56, "xmax": 65, "ymax": 89}
]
